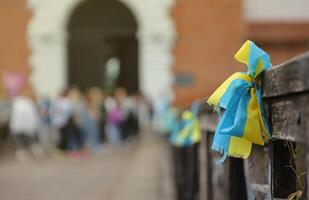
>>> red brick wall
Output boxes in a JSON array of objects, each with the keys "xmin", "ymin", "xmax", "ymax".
[
  {"xmin": 0, "ymin": 0, "xmax": 31, "ymax": 96},
  {"xmin": 171, "ymin": 0, "xmax": 245, "ymax": 106},
  {"xmin": 171, "ymin": 1, "xmax": 309, "ymax": 107},
  {"xmin": 246, "ymin": 23, "xmax": 309, "ymax": 66}
]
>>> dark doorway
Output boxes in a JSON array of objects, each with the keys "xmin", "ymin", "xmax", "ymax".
[{"xmin": 67, "ymin": 0, "xmax": 139, "ymax": 93}]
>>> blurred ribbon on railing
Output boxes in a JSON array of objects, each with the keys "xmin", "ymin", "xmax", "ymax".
[
  {"xmin": 207, "ymin": 40, "xmax": 271, "ymax": 161},
  {"xmin": 155, "ymin": 100, "xmax": 179, "ymax": 135},
  {"xmin": 170, "ymin": 101, "xmax": 201, "ymax": 147}
]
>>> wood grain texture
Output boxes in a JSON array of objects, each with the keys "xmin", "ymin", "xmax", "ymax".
[
  {"xmin": 306, "ymin": 95, "xmax": 309, "ymax": 200},
  {"xmin": 171, "ymin": 144, "xmax": 200, "ymax": 200},
  {"xmin": 199, "ymin": 131, "xmax": 211, "ymax": 200},
  {"xmin": 263, "ymin": 51, "xmax": 309, "ymax": 98},
  {"xmin": 211, "ymin": 154, "xmax": 230, "ymax": 200},
  {"xmin": 196, "ymin": 52, "xmax": 309, "ymax": 199},
  {"xmin": 244, "ymin": 145, "xmax": 270, "ymax": 200},
  {"xmin": 206, "ymin": 134, "xmax": 230, "ymax": 200},
  {"xmin": 270, "ymin": 141, "xmax": 297, "ymax": 199},
  {"xmin": 262, "ymin": 52, "xmax": 309, "ymax": 199},
  {"xmin": 199, "ymin": 102, "xmax": 218, "ymax": 133},
  {"xmin": 267, "ymin": 95, "xmax": 309, "ymax": 143}
]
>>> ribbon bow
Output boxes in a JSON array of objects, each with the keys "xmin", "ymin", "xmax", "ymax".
[
  {"xmin": 158, "ymin": 105, "xmax": 179, "ymax": 135},
  {"xmin": 207, "ymin": 40, "xmax": 271, "ymax": 161},
  {"xmin": 170, "ymin": 102, "xmax": 202, "ymax": 147}
]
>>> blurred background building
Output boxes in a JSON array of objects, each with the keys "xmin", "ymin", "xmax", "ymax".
[{"xmin": 1, "ymin": 0, "xmax": 309, "ymax": 106}]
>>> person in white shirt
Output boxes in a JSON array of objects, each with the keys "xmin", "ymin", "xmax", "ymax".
[{"xmin": 10, "ymin": 93, "xmax": 40, "ymax": 161}]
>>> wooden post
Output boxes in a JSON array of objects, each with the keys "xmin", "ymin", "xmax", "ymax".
[
  {"xmin": 199, "ymin": 131, "xmax": 213, "ymax": 200},
  {"xmin": 199, "ymin": 105, "xmax": 218, "ymax": 200},
  {"xmin": 199, "ymin": 103, "xmax": 247, "ymax": 200},
  {"xmin": 172, "ymin": 51, "xmax": 309, "ymax": 200},
  {"xmin": 262, "ymin": 52, "xmax": 309, "ymax": 199},
  {"xmin": 171, "ymin": 144, "xmax": 200, "ymax": 200},
  {"xmin": 270, "ymin": 140, "xmax": 297, "ymax": 199},
  {"xmin": 244, "ymin": 145, "xmax": 270, "ymax": 199}
]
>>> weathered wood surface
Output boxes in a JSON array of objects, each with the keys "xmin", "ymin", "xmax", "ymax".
[
  {"xmin": 262, "ymin": 52, "xmax": 309, "ymax": 199},
  {"xmin": 263, "ymin": 52, "xmax": 309, "ymax": 98},
  {"xmin": 262, "ymin": 52, "xmax": 309, "ymax": 143},
  {"xmin": 303, "ymin": 109, "xmax": 309, "ymax": 200},
  {"xmin": 199, "ymin": 101, "xmax": 218, "ymax": 132},
  {"xmin": 268, "ymin": 95, "xmax": 309, "ymax": 143},
  {"xmin": 244, "ymin": 145, "xmax": 270, "ymax": 199},
  {"xmin": 171, "ymin": 144, "xmax": 199, "ymax": 200},
  {"xmin": 270, "ymin": 141, "xmax": 297, "ymax": 199},
  {"xmin": 208, "ymin": 134, "xmax": 231, "ymax": 200},
  {"xmin": 199, "ymin": 104, "xmax": 248, "ymax": 200},
  {"xmin": 199, "ymin": 131, "xmax": 210, "ymax": 200},
  {"xmin": 199, "ymin": 128, "xmax": 247, "ymax": 200},
  {"xmin": 199, "ymin": 133, "xmax": 231, "ymax": 200},
  {"xmin": 172, "ymin": 52, "xmax": 309, "ymax": 200}
]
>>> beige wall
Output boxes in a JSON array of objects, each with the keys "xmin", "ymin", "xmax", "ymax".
[{"xmin": 244, "ymin": 0, "xmax": 309, "ymax": 22}]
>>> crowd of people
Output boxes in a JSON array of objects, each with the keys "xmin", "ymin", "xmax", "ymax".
[{"xmin": 0, "ymin": 87, "xmax": 153, "ymax": 161}]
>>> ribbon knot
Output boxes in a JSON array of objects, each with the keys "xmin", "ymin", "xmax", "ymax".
[
  {"xmin": 170, "ymin": 101, "xmax": 202, "ymax": 147},
  {"xmin": 248, "ymin": 81, "xmax": 255, "ymax": 88},
  {"xmin": 207, "ymin": 40, "xmax": 271, "ymax": 161}
]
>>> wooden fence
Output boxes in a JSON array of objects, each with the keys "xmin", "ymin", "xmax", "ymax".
[{"xmin": 171, "ymin": 52, "xmax": 309, "ymax": 200}]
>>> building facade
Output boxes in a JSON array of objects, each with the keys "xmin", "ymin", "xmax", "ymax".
[
  {"xmin": 172, "ymin": 0, "xmax": 309, "ymax": 106},
  {"xmin": 0, "ymin": 0, "xmax": 309, "ymax": 106},
  {"xmin": 27, "ymin": 0, "xmax": 176, "ymax": 102}
]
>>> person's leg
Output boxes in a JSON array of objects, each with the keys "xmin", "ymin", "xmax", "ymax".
[
  {"xmin": 105, "ymin": 124, "xmax": 121, "ymax": 145},
  {"xmin": 0, "ymin": 124, "xmax": 5, "ymax": 150},
  {"xmin": 99, "ymin": 120, "xmax": 106, "ymax": 144},
  {"xmin": 13, "ymin": 134, "xmax": 29, "ymax": 161},
  {"xmin": 37, "ymin": 124, "xmax": 52, "ymax": 155},
  {"xmin": 58, "ymin": 126, "xmax": 67, "ymax": 150},
  {"xmin": 75, "ymin": 125, "xmax": 86, "ymax": 151},
  {"xmin": 105, "ymin": 124, "xmax": 113, "ymax": 144},
  {"xmin": 13, "ymin": 134, "xmax": 26, "ymax": 150},
  {"xmin": 88, "ymin": 123, "xmax": 101, "ymax": 153},
  {"xmin": 113, "ymin": 125, "xmax": 122, "ymax": 144},
  {"xmin": 66, "ymin": 127, "xmax": 78, "ymax": 151},
  {"xmin": 120, "ymin": 121, "xmax": 127, "ymax": 141},
  {"xmin": 28, "ymin": 134, "xmax": 44, "ymax": 157}
]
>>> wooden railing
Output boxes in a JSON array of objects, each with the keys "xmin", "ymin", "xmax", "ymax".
[{"xmin": 170, "ymin": 52, "xmax": 309, "ymax": 200}]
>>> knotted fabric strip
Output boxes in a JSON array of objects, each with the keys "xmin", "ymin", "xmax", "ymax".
[
  {"xmin": 170, "ymin": 101, "xmax": 202, "ymax": 147},
  {"xmin": 207, "ymin": 40, "xmax": 271, "ymax": 161}
]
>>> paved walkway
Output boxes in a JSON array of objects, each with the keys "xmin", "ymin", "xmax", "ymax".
[{"xmin": 0, "ymin": 135, "xmax": 174, "ymax": 200}]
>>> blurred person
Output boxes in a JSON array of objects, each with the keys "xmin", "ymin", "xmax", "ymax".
[
  {"xmin": 124, "ymin": 93, "xmax": 140, "ymax": 140},
  {"xmin": 37, "ymin": 96, "xmax": 55, "ymax": 156},
  {"xmin": 66, "ymin": 87, "xmax": 86, "ymax": 153},
  {"xmin": 60, "ymin": 117, "xmax": 83, "ymax": 155},
  {"xmin": 105, "ymin": 95, "xmax": 124, "ymax": 145},
  {"xmin": 135, "ymin": 92, "xmax": 153, "ymax": 133},
  {"xmin": 9, "ymin": 90, "xmax": 40, "ymax": 161},
  {"xmin": 81, "ymin": 88, "xmax": 102, "ymax": 154},
  {"xmin": 114, "ymin": 87, "xmax": 134, "ymax": 140},
  {"xmin": 88, "ymin": 87, "xmax": 107, "ymax": 144},
  {"xmin": 50, "ymin": 89, "xmax": 74, "ymax": 151},
  {"xmin": 0, "ymin": 92, "xmax": 12, "ymax": 150}
]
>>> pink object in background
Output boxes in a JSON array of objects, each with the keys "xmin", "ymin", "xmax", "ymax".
[{"xmin": 2, "ymin": 72, "xmax": 26, "ymax": 97}]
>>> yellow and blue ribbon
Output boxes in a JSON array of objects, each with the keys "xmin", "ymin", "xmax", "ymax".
[
  {"xmin": 207, "ymin": 40, "xmax": 271, "ymax": 161},
  {"xmin": 157, "ymin": 102, "xmax": 179, "ymax": 135},
  {"xmin": 170, "ymin": 102, "xmax": 202, "ymax": 147}
]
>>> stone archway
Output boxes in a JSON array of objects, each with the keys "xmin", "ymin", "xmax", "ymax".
[
  {"xmin": 67, "ymin": 0, "xmax": 139, "ymax": 93},
  {"xmin": 27, "ymin": 0, "xmax": 175, "ymax": 101}
]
